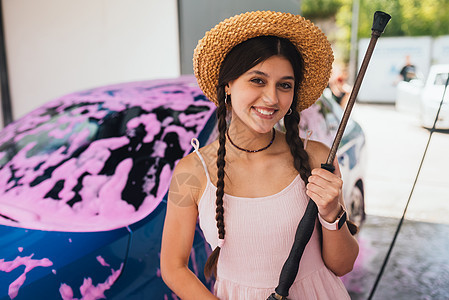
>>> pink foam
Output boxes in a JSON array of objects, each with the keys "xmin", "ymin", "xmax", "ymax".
[
  {"xmin": 162, "ymin": 126, "xmax": 191, "ymax": 151},
  {"xmin": 96, "ymin": 256, "xmax": 110, "ymax": 267},
  {"xmin": 0, "ymin": 79, "xmax": 217, "ymax": 233},
  {"xmin": 127, "ymin": 114, "xmax": 160, "ymax": 143},
  {"xmin": 0, "ymin": 254, "xmax": 53, "ymax": 299},
  {"xmin": 59, "ymin": 262, "xmax": 124, "ymax": 300},
  {"xmin": 9, "ymin": 273, "xmax": 26, "ymax": 299},
  {"xmin": 300, "ymin": 102, "xmax": 334, "ymax": 147},
  {"xmin": 60, "ymin": 283, "xmax": 74, "ymax": 300}
]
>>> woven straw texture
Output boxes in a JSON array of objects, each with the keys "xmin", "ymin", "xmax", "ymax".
[{"xmin": 193, "ymin": 11, "xmax": 334, "ymax": 111}]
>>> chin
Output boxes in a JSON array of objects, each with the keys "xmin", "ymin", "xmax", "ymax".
[{"xmin": 250, "ymin": 124, "xmax": 276, "ymax": 134}]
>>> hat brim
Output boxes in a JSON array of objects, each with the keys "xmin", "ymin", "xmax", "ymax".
[{"xmin": 193, "ymin": 11, "xmax": 334, "ymax": 111}]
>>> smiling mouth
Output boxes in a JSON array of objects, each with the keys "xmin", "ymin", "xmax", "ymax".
[{"xmin": 253, "ymin": 107, "xmax": 277, "ymax": 116}]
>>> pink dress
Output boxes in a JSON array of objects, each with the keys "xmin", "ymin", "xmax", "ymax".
[{"xmin": 192, "ymin": 140, "xmax": 351, "ymax": 300}]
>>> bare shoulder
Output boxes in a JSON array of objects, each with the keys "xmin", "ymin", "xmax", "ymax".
[
  {"xmin": 197, "ymin": 140, "xmax": 219, "ymax": 163},
  {"xmin": 304, "ymin": 140, "xmax": 331, "ymax": 169},
  {"xmin": 173, "ymin": 151, "xmax": 204, "ymax": 176},
  {"xmin": 169, "ymin": 150, "xmax": 208, "ymax": 207}
]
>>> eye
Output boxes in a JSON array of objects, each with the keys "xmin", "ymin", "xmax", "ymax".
[
  {"xmin": 250, "ymin": 78, "xmax": 265, "ymax": 85},
  {"xmin": 279, "ymin": 82, "xmax": 293, "ymax": 90}
]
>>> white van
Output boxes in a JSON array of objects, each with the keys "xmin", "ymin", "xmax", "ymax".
[
  {"xmin": 420, "ymin": 64, "xmax": 449, "ymax": 129},
  {"xmin": 396, "ymin": 64, "xmax": 449, "ymax": 129}
]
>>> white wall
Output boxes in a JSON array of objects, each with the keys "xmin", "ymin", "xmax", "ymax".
[
  {"xmin": 2, "ymin": 0, "xmax": 180, "ymax": 123},
  {"xmin": 433, "ymin": 36, "xmax": 449, "ymax": 65},
  {"xmin": 357, "ymin": 36, "xmax": 432, "ymax": 103},
  {"xmin": 356, "ymin": 35, "xmax": 449, "ymax": 103}
]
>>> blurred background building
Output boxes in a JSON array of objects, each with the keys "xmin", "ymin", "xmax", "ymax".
[{"xmin": 1, "ymin": 0, "xmax": 449, "ymax": 123}]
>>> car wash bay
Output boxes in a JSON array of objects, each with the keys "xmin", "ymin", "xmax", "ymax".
[{"xmin": 342, "ymin": 103, "xmax": 449, "ymax": 299}]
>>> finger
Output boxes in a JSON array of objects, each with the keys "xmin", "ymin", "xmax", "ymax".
[
  {"xmin": 306, "ymin": 180, "xmax": 325, "ymax": 196},
  {"xmin": 306, "ymin": 185, "xmax": 340, "ymax": 215},
  {"xmin": 309, "ymin": 171, "xmax": 343, "ymax": 191},
  {"xmin": 306, "ymin": 188, "xmax": 323, "ymax": 203},
  {"xmin": 307, "ymin": 181, "xmax": 340, "ymax": 203},
  {"xmin": 333, "ymin": 157, "xmax": 342, "ymax": 178},
  {"xmin": 311, "ymin": 167, "xmax": 339, "ymax": 182},
  {"xmin": 307, "ymin": 176, "xmax": 328, "ymax": 193},
  {"xmin": 307, "ymin": 173, "xmax": 342, "ymax": 202}
]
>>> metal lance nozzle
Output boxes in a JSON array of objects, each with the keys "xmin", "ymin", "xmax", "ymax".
[{"xmin": 323, "ymin": 10, "xmax": 391, "ymax": 170}]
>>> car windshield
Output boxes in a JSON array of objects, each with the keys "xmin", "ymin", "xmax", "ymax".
[
  {"xmin": 0, "ymin": 78, "xmax": 215, "ymax": 232},
  {"xmin": 434, "ymin": 73, "xmax": 449, "ymax": 85}
]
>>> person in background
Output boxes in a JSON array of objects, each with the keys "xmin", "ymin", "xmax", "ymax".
[
  {"xmin": 328, "ymin": 64, "xmax": 352, "ymax": 108},
  {"xmin": 398, "ymin": 55, "xmax": 417, "ymax": 82}
]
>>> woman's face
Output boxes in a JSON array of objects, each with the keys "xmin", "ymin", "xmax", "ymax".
[{"xmin": 227, "ymin": 55, "xmax": 295, "ymax": 134}]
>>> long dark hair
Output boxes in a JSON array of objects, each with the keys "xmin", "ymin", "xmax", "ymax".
[{"xmin": 203, "ymin": 36, "xmax": 311, "ymax": 279}]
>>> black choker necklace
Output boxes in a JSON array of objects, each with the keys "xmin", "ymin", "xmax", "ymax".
[{"xmin": 226, "ymin": 128, "xmax": 276, "ymax": 153}]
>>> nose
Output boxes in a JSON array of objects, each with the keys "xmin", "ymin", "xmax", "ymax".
[{"xmin": 262, "ymin": 85, "xmax": 278, "ymax": 106}]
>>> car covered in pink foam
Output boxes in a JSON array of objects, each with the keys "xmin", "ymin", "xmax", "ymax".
[{"xmin": 0, "ymin": 76, "xmax": 365, "ymax": 300}]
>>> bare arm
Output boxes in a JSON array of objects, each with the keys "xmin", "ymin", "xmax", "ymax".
[
  {"xmin": 160, "ymin": 155, "xmax": 218, "ymax": 299},
  {"xmin": 306, "ymin": 142, "xmax": 359, "ymax": 276}
]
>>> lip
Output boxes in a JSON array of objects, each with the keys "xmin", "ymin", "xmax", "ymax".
[{"xmin": 252, "ymin": 106, "xmax": 278, "ymax": 119}]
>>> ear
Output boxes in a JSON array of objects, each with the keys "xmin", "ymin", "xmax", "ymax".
[
  {"xmin": 225, "ymin": 83, "xmax": 230, "ymax": 95},
  {"xmin": 225, "ymin": 80, "xmax": 236, "ymax": 95}
]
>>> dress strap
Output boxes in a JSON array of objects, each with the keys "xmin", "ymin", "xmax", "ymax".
[
  {"xmin": 304, "ymin": 130, "xmax": 313, "ymax": 150},
  {"xmin": 190, "ymin": 138, "xmax": 210, "ymax": 182}
]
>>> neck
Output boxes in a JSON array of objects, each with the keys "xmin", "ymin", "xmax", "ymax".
[{"xmin": 226, "ymin": 123, "xmax": 275, "ymax": 153}]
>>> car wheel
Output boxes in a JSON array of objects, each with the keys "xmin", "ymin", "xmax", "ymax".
[{"xmin": 347, "ymin": 181, "xmax": 365, "ymax": 228}]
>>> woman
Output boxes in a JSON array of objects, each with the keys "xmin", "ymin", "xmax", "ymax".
[{"xmin": 161, "ymin": 11, "xmax": 358, "ymax": 299}]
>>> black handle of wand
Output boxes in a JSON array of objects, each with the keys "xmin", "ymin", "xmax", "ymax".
[{"xmin": 268, "ymin": 11, "xmax": 391, "ymax": 300}]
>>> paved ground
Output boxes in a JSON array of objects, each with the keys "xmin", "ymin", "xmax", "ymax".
[
  {"xmin": 341, "ymin": 103, "xmax": 449, "ymax": 299},
  {"xmin": 343, "ymin": 215, "xmax": 449, "ymax": 299},
  {"xmin": 351, "ymin": 103, "xmax": 449, "ymax": 223}
]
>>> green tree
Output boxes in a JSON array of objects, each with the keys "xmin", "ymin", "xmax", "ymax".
[
  {"xmin": 302, "ymin": 0, "xmax": 348, "ymax": 60},
  {"xmin": 302, "ymin": 0, "xmax": 449, "ymax": 62},
  {"xmin": 302, "ymin": 0, "xmax": 343, "ymax": 19},
  {"xmin": 357, "ymin": 0, "xmax": 449, "ymax": 37}
]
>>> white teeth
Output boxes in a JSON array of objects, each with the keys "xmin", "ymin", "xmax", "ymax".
[{"xmin": 254, "ymin": 107, "xmax": 275, "ymax": 115}]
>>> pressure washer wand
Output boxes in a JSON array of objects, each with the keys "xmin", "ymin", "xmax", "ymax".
[
  {"xmin": 322, "ymin": 11, "xmax": 391, "ymax": 171},
  {"xmin": 268, "ymin": 11, "xmax": 391, "ymax": 300}
]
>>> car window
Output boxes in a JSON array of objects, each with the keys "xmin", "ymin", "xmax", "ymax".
[
  {"xmin": 0, "ymin": 79, "xmax": 215, "ymax": 232},
  {"xmin": 434, "ymin": 73, "xmax": 449, "ymax": 85}
]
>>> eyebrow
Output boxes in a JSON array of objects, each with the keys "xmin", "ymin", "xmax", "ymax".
[{"xmin": 248, "ymin": 70, "xmax": 295, "ymax": 81}]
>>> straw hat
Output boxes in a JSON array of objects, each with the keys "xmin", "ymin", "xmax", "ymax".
[{"xmin": 193, "ymin": 11, "xmax": 334, "ymax": 111}]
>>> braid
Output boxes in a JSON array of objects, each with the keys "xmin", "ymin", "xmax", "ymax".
[
  {"xmin": 284, "ymin": 108, "xmax": 312, "ymax": 184},
  {"xmin": 204, "ymin": 87, "xmax": 227, "ymax": 279},
  {"xmin": 284, "ymin": 106, "xmax": 359, "ymax": 235},
  {"xmin": 215, "ymin": 93, "xmax": 227, "ymax": 242}
]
